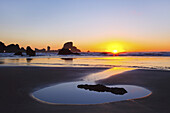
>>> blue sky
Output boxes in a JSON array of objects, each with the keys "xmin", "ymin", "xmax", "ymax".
[{"xmin": 0, "ymin": 0, "xmax": 170, "ymax": 51}]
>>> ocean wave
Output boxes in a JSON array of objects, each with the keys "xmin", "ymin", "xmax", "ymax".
[{"xmin": 1, "ymin": 52, "xmax": 170, "ymax": 58}]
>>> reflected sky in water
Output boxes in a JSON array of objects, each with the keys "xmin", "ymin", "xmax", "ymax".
[
  {"xmin": 32, "ymin": 81, "xmax": 151, "ymax": 104},
  {"xmin": 0, "ymin": 56, "xmax": 155, "ymax": 104},
  {"xmin": 83, "ymin": 67, "xmax": 134, "ymax": 81},
  {"xmin": 0, "ymin": 56, "xmax": 170, "ymax": 70}
]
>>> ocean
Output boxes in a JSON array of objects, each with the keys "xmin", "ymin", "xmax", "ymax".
[{"xmin": 0, "ymin": 52, "xmax": 170, "ymax": 71}]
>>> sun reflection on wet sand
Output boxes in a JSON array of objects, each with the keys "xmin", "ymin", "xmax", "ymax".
[{"xmin": 83, "ymin": 67, "xmax": 134, "ymax": 82}]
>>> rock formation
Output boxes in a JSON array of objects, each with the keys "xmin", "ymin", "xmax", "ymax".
[
  {"xmin": 0, "ymin": 41, "xmax": 6, "ymax": 53},
  {"xmin": 70, "ymin": 46, "xmax": 81, "ymax": 53},
  {"xmin": 77, "ymin": 84, "xmax": 127, "ymax": 95},
  {"xmin": 26, "ymin": 58, "xmax": 33, "ymax": 63},
  {"xmin": 20, "ymin": 47, "xmax": 26, "ymax": 52},
  {"xmin": 58, "ymin": 42, "xmax": 81, "ymax": 55},
  {"xmin": 61, "ymin": 58, "xmax": 73, "ymax": 61},
  {"xmin": 58, "ymin": 48, "xmax": 73, "ymax": 55},
  {"xmin": 62, "ymin": 42, "xmax": 81, "ymax": 53},
  {"xmin": 63, "ymin": 42, "xmax": 73, "ymax": 49},
  {"xmin": 5, "ymin": 44, "xmax": 20, "ymax": 53},
  {"xmin": 26, "ymin": 46, "xmax": 36, "ymax": 56},
  {"xmin": 47, "ymin": 46, "xmax": 50, "ymax": 52}
]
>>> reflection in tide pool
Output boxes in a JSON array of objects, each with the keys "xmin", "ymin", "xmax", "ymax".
[
  {"xmin": 32, "ymin": 81, "xmax": 151, "ymax": 105},
  {"xmin": 31, "ymin": 67, "xmax": 152, "ymax": 104}
]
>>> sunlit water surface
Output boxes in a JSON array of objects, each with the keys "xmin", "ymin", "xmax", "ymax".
[
  {"xmin": 1, "ymin": 56, "xmax": 167, "ymax": 104},
  {"xmin": 0, "ymin": 56, "xmax": 170, "ymax": 70},
  {"xmin": 32, "ymin": 81, "xmax": 151, "ymax": 105},
  {"xmin": 31, "ymin": 66, "xmax": 151, "ymax": 105}
]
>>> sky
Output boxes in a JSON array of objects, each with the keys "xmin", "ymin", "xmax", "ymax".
[{"xmin": 0, "ymin": 0, "xmax": 170, "ymax": 52}]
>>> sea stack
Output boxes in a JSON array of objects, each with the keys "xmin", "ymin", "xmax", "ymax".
[
  {"xmin": 5, "ymin": 44, "xmax": 20, "ymax": 53},
  {"xmin": 26, "ymin": 46, "xmax": 36, "ymax": 56},
  {"xmin": 47, "ymin": 46, "xmax": 50, "ymax": 52},
  {"xmin": 0, "ymin": 41, "xmax": 6, "ymax": 53},
  {"xmin": 20, "ymin": 47, "xmax": 26, "ymax": 52},
  {"xmin": 58, "ymin": 42, "xmax": 81, "ymax": 55}
]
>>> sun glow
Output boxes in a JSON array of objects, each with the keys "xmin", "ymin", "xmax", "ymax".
[
  {"xmin": 105, "ymin": 43, "xmax": 125, "ymax": 54},
  {"xmin": 113, "ymin": 50, "xmax": 118, "ymax": 54}
]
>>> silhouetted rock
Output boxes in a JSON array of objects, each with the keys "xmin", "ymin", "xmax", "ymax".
[
  {"xmin": 77, "ymin": 84, "xmax": 127, "ymax": 95},
  {"xmin": 14, "ymin": 51, "xmax": 23, "ymax": 56},
  {"xmin": 5, "ymin": 44, "xmax": 20, "ymax": 53},
  {"xmin": 58, "ymin": 42, "xmax": 81, "ymax": 55},
  {"xmin": 20, "ymin": 47, "xmax": 26, "ymax": 52},
  {"xmin": 26, "ymin": 58, "xmax": 33, "ymax": 63},
  {"xmin": 61, "ymin": 58, "xmax": 73, "ymax": 61},
  {"xmin": 72, "ymin": 52, "xmax": 80, "ymax": 55},
  {"xmin": 47, "ymin": 46, "xmax": 50, "ymax": 51},
  {"xmin": 58, "ymin": 48, "xmax": 73, "ymax": 55},
  {"xmin": 26, "ymin": 46, "xmax": 36, "ymax": 56},
  {"xmin": 63, "ymin": 42, "xmax": 73, "ymax": 49},
  {"xmin": 71, "ymin": 46, "xmax": 81, "ymax": 53},
  {"xmin": 0, "ymin": 41, "xmax": 6, "ymax": 53}
]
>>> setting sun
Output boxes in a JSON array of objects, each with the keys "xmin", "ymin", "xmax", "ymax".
[
  {"xmin": 105, "ymin": 43, "xmax": 126, "ymax": 54},
  {"xmin": 113, "ymin": 50, "xmax": 118, "ymax": 54}
]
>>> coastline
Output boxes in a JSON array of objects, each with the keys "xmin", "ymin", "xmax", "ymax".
[{"xmin": 0, "ymin": 66, "xmax": 170, "ymax": 113}]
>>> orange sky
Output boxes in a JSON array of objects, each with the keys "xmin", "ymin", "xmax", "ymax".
[
  {"xmin": 82, "ymin": 40, "xmax": 170, "ymax": 52},
  {"xmin": 1, "ymin": 38, "xmax": 170, "ymax": 52}
]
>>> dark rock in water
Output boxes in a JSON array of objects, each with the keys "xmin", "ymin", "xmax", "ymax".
[
  {"xmin": 26, "ymin": 58, "xmax": 33, "ymax": 63},
  {"xmin": 20, "ymin": 47, "xmax": 26, "ymax": 52},
  {"xmin": 63, "ymin": 42, "xmax": 73, "ymax": 49},
  {"xmin": 5, "ymin": 44, "xmax": 20, "ymax": 53},
  {"xmin": 61, "ymin": 58, "xmax": 73, "ymax": 61},
  {"xmin": 0, "ymin": 41, "xmax": 6, "ymax": 53},
  {"xmin": 71, "ymin": 46, "xmax": 81, "ymax": 53},
  {"xmin": 72, "ymin": 52, "xmax": 80, "ymax": 55},
  {"xmin": 14, "ymin": 51, "xmax": 23, "ymax": 56},
  {"xmin": 58, "ymin": 48, "xmax": 80, "ymax": 55},
  {"xmin": 26, "ymin": 46, "xmax": 36, "ymax": 56},
  {"xmin": 58, "ymin": 48, "xmax": 73, "ymax": 55},
  {"xmin": 47, "ymin": 46, "xmax": 50, "ymax": 52},
  {"xmin": 58, "ymin": 42, "xmax": 81, "ymax": 55},
  {"xmin": 77, "ymin": 84, "xmax": 127, "ymax": 95}
]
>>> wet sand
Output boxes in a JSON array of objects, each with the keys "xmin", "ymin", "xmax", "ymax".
[
  {"xmin": 97, "ymin": 69, "xmax": 170, "ymax": 113},
  {"xmin": 0, "ymin": 66, "xmax": 170, "ymax": 113}
]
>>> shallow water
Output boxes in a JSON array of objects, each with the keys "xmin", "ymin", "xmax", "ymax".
[
  {"xmin": 0, "ymin": 56, "xmax": 165, "ymax": 104},
  {"xmin": 0, "ymin": 56, "xmax": 170, "ymax": 70},
  {"xmin": 83, "ymin": 67, "xmax": 134, "ymax": 81},
  {"xmin": 32, "ymin": 81, "xmax": 151, "ymax": 105},
  {"xmin": 31, "ymin": 66, "xmax": 152, "ymax": 105}
]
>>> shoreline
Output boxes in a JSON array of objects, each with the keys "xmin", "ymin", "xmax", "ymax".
[{"xmin": 0, "ymin": 66, "xmax": 170, "ymax": 113}]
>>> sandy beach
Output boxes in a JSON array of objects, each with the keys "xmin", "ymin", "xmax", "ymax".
[
  {"xmin": 1, "ymin": 0, "xmax": 170, "ymax": 112},
  {"xmin": 0, "ymin": 66, "xmax": 170, "ymax": 113}
]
